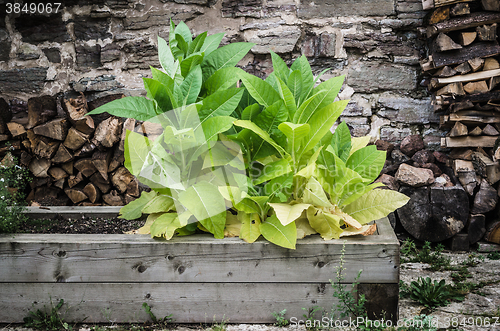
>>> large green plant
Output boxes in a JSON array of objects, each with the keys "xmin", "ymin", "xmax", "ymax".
[{"xmin": 87, "ymin": 22, "xmax": 409, "ymax": 249}]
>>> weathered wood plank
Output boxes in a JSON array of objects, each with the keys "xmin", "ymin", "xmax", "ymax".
[
  {"xmin": 431, "ymin": 42, "xmax": 500, "ymax": 68},
  {"xmin": 443, "ymin": 135, "xmax": 498, "ymax": 147},
  {"xmin": 23, "ymin": 206, "xmax": 122, "ymax": 219},
  {"xmin": 0, "ymin": 282, "xmax": 341, "ymax": 323},
  {"xmin": 0, "ymin": 219, "xmax": 398, "ymax": 284},
  {"xmin": 427, "ymin": 12, "xmax": 500, "ymax": 37}
]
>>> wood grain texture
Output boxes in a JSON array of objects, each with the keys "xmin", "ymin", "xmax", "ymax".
[
  {"xmin": 0, "ymin": 218, "xmax": 398, "ymax": 284},
  {"xmin": 0, "ymin": 282, "xmax": 341, "ymax": 323}
]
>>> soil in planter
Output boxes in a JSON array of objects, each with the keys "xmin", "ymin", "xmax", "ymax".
[{"xmin": 18, "ymin": 215, "xmax": 144, "ymax": 234}]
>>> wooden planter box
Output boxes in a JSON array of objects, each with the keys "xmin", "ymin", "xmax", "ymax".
[{"xmin": 0, "ymin": 207, "xmax": 400, "ymax": 324}]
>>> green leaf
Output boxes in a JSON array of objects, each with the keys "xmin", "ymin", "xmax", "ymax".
[
  {"xmin": 239, "ymin": 212, "xmax": 261, "ymax": 243},
  {"xmin": 241, "ymin": 103, "xmax": 261, "ymax": 121},
  {"xmin": 239, "ymin": 72, "xmax": 282, "ymax": 108},
  {"xmin": 260, "ymin": 214, "xmax": 296, "ymax": 249},
  {"xmin": 87, "ymin": 97, "xmax": 157, "ymax": 121},
  {"xmin": 312, "ymin": 75, "xmax": 344, "ymax": 106},
  {"xmin": 119, "ymin": 190, "xmax": 157, "ymax": 220},
  {"xmin": 270, "ymin": 51, "xmax": 290, "ymax": 83},
  {"xmin": 253, "ymin": 158, "xmax": 292, "ymax": 185},
  {"xmin": 331, "ymin": 121, "xmax": 351, "ymax": 162},
  {"xmin": 296, "ymin": 215, "xmax": 317, "ymax": 239},
  {"xmin": 287, "ymin": 70, "xmax": 302, "ymax": 106},
  {"xmin": 200, "ymin": 32, "xmax": 224, "ymax": 56},
  {"xmin": 150, "ymin": 213, "xmax": 182, "ymax": 239},
  {"xmin": 278, "ymin": 122, "xmax": 310, "ymax": 156},
  {"xmin": 264, "ymin": 173, "xmax": 293, "ymax": 202},
  {"xmin": 188, "ymin": 31, "xmax": 207, "ymax": 55},
  {"xmin": 201, "ymin": 116, "xmax": 235, "ymax": 142},
  {"xmin": 124, "ymin": 130, "xmax": 151, "ymax": 177},
  {"xmin": 233, "ymin": 120, "xmax": 287, "ymax": 158},
  {"xmin": 143, "ymin": 78, "xmax": 172, "ymax": 113},
  {"xmin": 142, "ymin": 194, "xmax": 175, "ymax": 214},
  {"xmin": 294, "ymin": 56, "xmax": 314, "ymax": 104},
  {"xmin": 302, "ymin": 176, "xmax": 331, "ymax": 208},
  {"xmin": 235, "ymin": 198, "xmax": 260, "ymax": 214},
  {"xmin": 178, "ymin": 182, "xmax": 227, "ymax": 238},
  {"xmin": 301, "ymin": 100, "xmax": 349, "ymax": 154},
  {"xmin": 306, "ymin": 207, "xmax": 342, "ymax": 240},
  {"xmin": 341, "ymin": 182, "xmax": 385, "ymax": 207},
  {"xmin": 174, "ymin": 21, "xmax": 193, "ymax": 43},
  {"xmin": 175, "ymin": 34, "xmax": 189, "ymax": 57},
  {"xmin": 275, "ymin": 76, "xmax": 297, "ymax": 120},
  {"xmin": 180, "ymin": 53, "xmax": 204, "ymax": 77},
  {"xmin": 158, "ymin": 36, "xmax": 175, "ymax": 77},
  {"xmin": 350, "ymin": 136, "xmax": 371, "ymax": 156},
  {"xmin": 343, "ymin": 189, "xmax": 410, "ymax": 225},
  {"xmin": 268, "ymin": 203, "xmax": 310, "ymax": 226},
  {"xmin": 199, "ymin": 88, "xmax": 244, "ymax": 121},
  {"xmin": 203, "ymin": 67, "xmax": 245, "ymax": 95},
  {"xmin": 178, "ymin": 64, "xmax": 202, "ymax": 106},
  {"xmin": 201, "ymin": 42, "xmax": 255, "ymax": 81},
  {"xmin": 346, "ymin": 146, "xmax": 386, "ymax": 182}
]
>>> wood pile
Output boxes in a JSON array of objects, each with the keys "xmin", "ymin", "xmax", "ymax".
[
  {"xmin": 420, "ymin": 0, "xmax": 500, "ymax": 247},
  {"xmin": 0, "ymin": 94, "xmax": 144, "ymax": 206}
]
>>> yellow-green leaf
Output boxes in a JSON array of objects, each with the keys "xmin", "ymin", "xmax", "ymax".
[
  {"xmin": 225, "ymin": 212, "xmax": 241, "ymax": 237},
  {"xmin": 260, "ymin": 214, "xmax": 296, "ymax": 249},
  {"xmin": 306, "ymin": 207, "xmax": 342, "ymax": 240},
  {"xmin": 268, "ymin": 202, "xmax": 311, "ymax": 226},
  {"xmin": 339, "ymin": 223, "xmax": 377, "ymax": 237},
  {"xmin": 302, "ymin": 177, "xmax": 331, "ymax": 208},
  {"xmin": 349, "ymin": 136, "xmax": 371, "ymax": 156},
  {"xmin": 239, "ymin": 212, "xmax": 261, "ymax": 243},
  {"xmin": 142, "ymin": 194, "xmax": 175, "ymax": 214},
  {"xmin": 296, "ymin": 215, "xmax": 317, "ymax": 239},
  {"xmin": 150, "ymin": 213, "xmax": 182, "ymax": 239}
]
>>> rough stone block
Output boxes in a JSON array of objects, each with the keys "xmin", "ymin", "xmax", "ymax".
[
  {"xmin": 397, "ymin": 0, "xmax": 423, "ymax": 13},
  {"xmin": 378, "ymin": 94, "xmax": 439, "ymax": 124},
  {"xmin": 0, "ymin": 27, "xmax": 10, "ymax": 62},
  {"xmin": 380, "ymin": 127, "xmax": 412, "ymax": 143},
  {"xmin": 42, "ymin": 48, "xmax": 61, "ymax": 63},
  {"xmin": 124, "ymin": 10, "xmax": 202, "ymax": 30},
  {"xmin": 298, "ymin": 0, "xmax": 395, "ymax": 18},
  {"xmin": 246, "ymin": 27, "xmax": 301, "ymax": 54},
  {"xmin": 123, "ymin": 39, "xmax": 158, "ymax": 70},
  {"xmin": 16, "ymin": 44, "xmax": 39, "ymax": 60},
  {"xmin": 76, "ymin": 44, "xmax": 101, "ymax": 69},
  {"xmin": 222, "ymin": 0, "xmax": 262, "ymax": 18},
  {"xmin": 72, "ymin": 75, "xmax": 123, "ymax": 93},
  {"xmin": 0, "ymin": 68, "xmax": 47, "ymax": 93},
  {"xmin": 344, "ymin": 31, "xmax": 417, "ymax": 57},
  {"xmin": 15, "ymin": 15, "xmax": 70, "ymax": 44},
  {"xmin": 301, "ymin": 33, "xmax": 336, "ymax": 58},
  {"xmin": 101, "ymin": 44, "xmax": 121, "ymax": 63},
  {"xmin": 73, "ymin": 16, "xmax": 112, "ymax": 41},
  {"xmin": 348, "ymin": 61, "xmax": 417, "ymax": 92}
]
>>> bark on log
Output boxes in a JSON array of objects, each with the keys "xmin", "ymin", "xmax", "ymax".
[
  {"xmin": 68, "ymin": 172, "xmax": 84, "ymax": 188},
  {"xmin": 102, "ymin": 190, "xmax": 124, "ymax": 206},
  {"xmin": 467, "ymin": 214, "xmax": 486, "ymax": 244},
  {"xmin": 119, "ymin": 118, "xmax": 136, "ymax": 152},
  {"xmin": 451, "ymin": 2, "xmax": 470, "ymax": 16},
  {"xmin": 111, "ymin": 167, "xmax": 134, "ymax": 193},
  {"xmin": 482, "ymin": 0, "xmax": 500, "ymax": 11},
  {"xmin": 126, "ymin": 178, "xmax": 140, "ymax": 197},
  {"xmin": 33, "ymin": 118, "xmax": 69, "ymax": 141},
  {"xmin": 63, "ymin": 127, "xmax": 88, "ymax": 150},
  {"xmin": 74, "ymin": 158, "xmax": 97, "ymax": 178},
  {"xmin": 429, "ymin": 6, "xmax": 450, "ymax": 24},
  {"xmin": 52, "ymin": 144, "xmax": 73, "ymax": 164},
  {"xmin": 62, "ymin": 94, "xmax": 88, "ymax": 122},
  {"xmin": 29, "ymin": 158, "xmax": 51, "ymax": 178},
  {"xmin": 432, "ymin": 42, "xmax": 500, "ymax": 68},
  {"xmin": 397, "ymin": 185, "xmax": 469, "ymax": 242},
  {"xmin": 27, "ymin": 95, "xmax": 57, "ymax": 129},
  {"xmin": 427, "ymin": 12, "xmax": 500, "ymax": 37},
  {"xmin": 477, "ymin": 23, "xmax": 498, "ymax": 41},
  {"xmin": 93, "ymin": 116, "xmax": 122, "ymax": 148},
  {"xmin": 33, "ymin": 139, "xmax": 59, "ymax": 159}
]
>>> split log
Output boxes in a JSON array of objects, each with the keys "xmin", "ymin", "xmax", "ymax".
[
  {"xmin": 7, "ymin": 122, "xmax": 26, "ymax": 138},
  {"xmin": 450, "ymin": 100, "xmax": 474, "ymax": 112},
  {"xmin": 62, "ymin": 94, "xmax": 88, "ymax": 122},
  {"xmin": 472, "ymin": 151, "xmax": 500, "ymax": 184},
  {"xmin": 90, "ymin": 172, "xmax": 111, "ymax": 194},
  {"xmin": 449, "ymin": 121, "xmax": 468, "ymax": 136},
  {"xmin": 126, "ymin": 178, "xmax": 140, "ymax": 197},
  {"xmin": 427, "ymin": 12, "xmax": 500, "ymax": 37},
  {"xmin": 434, "ymin": 33, "xmax": 462, "ymax": 51},
  {"xmin": 454, "ymin": 159, "xmax": 479, "ymax": 195},
  {"xmin": 124, "ymin": 194, "xmax": 136, "ymax": 204},
  {"xmin": 61, "ymin": 161, "xmax": 73, "ymax": 175},
  {"xmin": 73, "ymin": 116, "xmax": 95, "ymax": 135},
  {"xmin": 74, "ymin": 142, "xmax": 97, "ymax": 158},
  {"xmin": 432, "ymin": 42, "xmax": 500, "ymax": 68},
  {"xmin": 458, "ymin": 31, "xmax": 476, "ymax": 46},
  {"xmin": 476, "ymin": 23, "xmax": 498, "ymax": 41},
  {"xmin": 431, "ymin": 68, "xmax": 500, "ymax": 89},
  {"xmin": 429, "ymin": 6, "xmax": 450, "ymax": 24},
  {"xmin": 68, "ymin": 172, "xmax": 84, "ymax": 188},
  {"xmin": 92, "ymin": 150, "xmax": 112, "ymax": 181},
  {"xmin": 454, "ymin": 61, "xmax": 472, "ymax": 74},
  {"xmin": 119, "ymin": 118, "xmax": 136, "ymax": 152},
  {"xmin": 102, "ymin": 190, "xmax": 124, "ymax": 206},
  {"xmin": 467, "ymin": 214, "xmax": 486, "ymax": 244},
  {"xmin": 482, "ymin": 0, "xmax": 500, "ymax": 11},
  {"xmin": 472, "ymin": 179, "xmax": 498, "ymax": 214},
  {"xmin": 29, "ymin": 158, "xmax": 51, "ymax": 178},
  {"xmin": 0, "ymin": 134, "xmax": 9, "ymax": 142},
  {"xmin": 435, "ymin": 66, "xmax": 458, "ymax": 77},
  {"xmin": 30, "ymin": 177, "xmax": 50, "ymax": 189},
  {"xmin": 450, "ymin": 148, "xmax": 474, "ymax": 160},
  {"xmin": 470, "ymin": 126, "xmax": 483, "ymax": 135},
  {"xmin": 464, "ymin": 80, "xmax": 489, "ymax": 94},
  {"xmin": 451, "ymin": 2, "xmax": 470, "ymax": 16},
  {"xmin": 52, "ymin": 144, "xmax": 73, "ymax": 164},
  {"xmin": 20, "ymin": 151, "xmax": 32, "ymax": 167},
  {"xmin": 33, "ymin": 139, "xmax": 59, "ymax": 159},
  {"xmin": 486, "ymin": 217, "xmax": 500, "ymax": 244},
  {"xmin": 63, "ymin": 127, "xmax": 88, "ymax": 150},
  {"xmin": 108, "ymin": 146, "xmax": 125, "ymax": 173},
  {"xmin": 436, "ymin": 82, "xmax": 465, "ymax": 95},
  {"xmin": 74, "ymin": 158, "xmax": 97, "ymax": 178},
  {"xmin": 468, "ymin": 57, "xmax": 484, "ymax": 72},
  {"xmin": 442, "ymin": 135, "xmax": 498, "ymax": 147},
  {"xmin": 48, "ymin": 167, "xmax": 68, "ymax": 181},
  {"xmin": 111, "ymin": 167, "xmax": 135, "ymax": 193},
  {"xmin": 93, "ymin": 116, "xmax": 121, "ymax": 148},
  {"xmin": 33, "ymin": 118, "xmax": 69, "ymax": 141},
  {"xmin": 27, "ymin": 95, "xmax": 57, "ymax": 129},
  {"xmin": 83, "ymin": 182, "xmax": 101, "ymax": 204},
  {"xmin": 53, "ymin": 178, "xmax": 65, "ymax": 190},
  {"xmin": 483, "ymin": 123, "xmax": 500, "ymax": 135},
  {"xmin": 484, "ymin": 57, "xmax": 500, "ymax": 70},
  {"xmin": 140, "ymin": 121, "xmax": 163, "ymax": 141},
  {"xmin": 397, "ymin": 185, "xmax": 469, "ymax": 242},
  {"xmin": 65, "ymin": 188, "xmax": 88, "ymax": 204}
]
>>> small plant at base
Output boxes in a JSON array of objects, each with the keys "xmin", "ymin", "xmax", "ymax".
[
  {"xmin": 142, "ymin": 302, "xmax": 173, "ymax": 325},
  {"xmin": 409, "ymin": 277, "xmax": 464, "ymax": 310},
  {"xmin": 396, "ymin": 314, "xmax": 437, "ymax": 331},
  {"xmin": 211, "ymin": 316, "xmax": 229, "ymax": 331},
  {"xmin": 272, "ymin": 309, "xmax": 289, "ymax": 327},
  {"xmin": 23, "ymin": 298, "xmax": 71, "ymax": 331},
  {"xmin": 301, "ymin": 306, "xmax": 324, "ymax": 331},
  {"xmin": 487, "ymin": 251, "xmax": 500, "ymax": 260},
  {"xmin": 400, "ymin": 238, "xmax": 417, "ymax": 261}
]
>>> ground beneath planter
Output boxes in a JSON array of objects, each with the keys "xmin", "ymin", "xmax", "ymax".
[{"xmin": 17, "ymin": 215, "xmax": 144, "ymax": 234}]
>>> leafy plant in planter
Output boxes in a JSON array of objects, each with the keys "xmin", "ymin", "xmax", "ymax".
[{"xmin": 88, "ymin": 21, "xmax": 409, "ymax": 249}]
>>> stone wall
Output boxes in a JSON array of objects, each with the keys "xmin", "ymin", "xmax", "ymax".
[{"xmin": 0, "ymin": 0, "xmax": 441, "ymax": 147}]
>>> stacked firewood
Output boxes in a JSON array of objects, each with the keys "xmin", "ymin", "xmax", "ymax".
[
  {"xmin": 420, "ymin": 0, "xmax": 500, "ymax": 247},
  {"xmin": 0, "ymin": 94, "xmax": 142, "ymax": 206}
]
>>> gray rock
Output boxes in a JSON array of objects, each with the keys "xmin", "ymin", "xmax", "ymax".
[
  {"xmin": 0, "ymin": 27, "xmax": 11, "ymax": 62},
  {"xmin": 391, "ymin": 149, "xmax": 410, "ymax": 164},
  {"xmin": 378, "ymin": 94, "xmax": 439, "ymax": 124},
  {"xmin": 411, "ymin": 149, "xmax": 435, "ymax": 165},
  {"xmin": 380, "ymin": 127, "xmax": 412, "ymax": 143},
  {"xmin": 247, "ymin": 27, "xmax": 301, "ymax": 54},
  {"xmin": 472, "ymin": 179, "xmax": 498, "ymax": 214},
  {"xmin": 123, "ymin": 39, "xmax": 158, "ymax": 70},
  {"xmin": 15, "ymin": 14, "xmax": 70, "ymax": 44},
  {"xmin": 400, "ymin": 134, "xmax": 424, "ymax": 157},
  {"xmin": 348, "ymin": 61, "xmax": 417, "ymax": 93},
  {"xmin": 76, "ymin": 44, "xmax": 101, "ymax": 69},
  {"xmin": 42, "ymin": 48, "xmax": 61, "ymax": 63},
  {"xmin": 0, "ymin": 68, "xmax": 47, "ymax": 93},
  {"xmin": 396, "ymin": 163, "xmax": 434, "ymax": 187},
  {"xmin": 101, "ymin": 44, "xmax": 121, "ymax": 63},
  {"xmin": 222, "ymin": 0, "xmax": 262, "ymax": 18},
  {"xmin": 375, "ymin": 174, "xmax": 400, "ymax": 191},
  {"xmin": 72, "ymin": 75, "xmax": 123, "ymax": 93},
  {"xmin": 298, "ymin": 0, "xmax": 395, "ymax": 18},
  {"xmin": 73, "ymin": 16, "xmax": 112, "ymax": 41}
]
